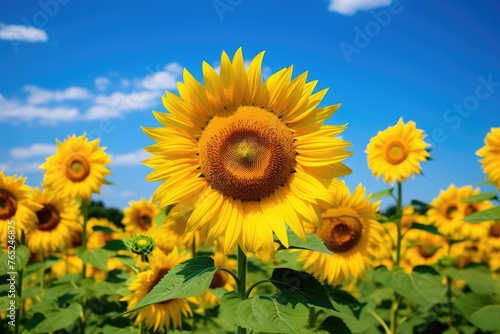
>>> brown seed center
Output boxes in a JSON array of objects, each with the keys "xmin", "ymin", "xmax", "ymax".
[
  {"xmin": 137, "ymin": 209, "xmax": 153, "ymax": 230},
  {"xmin": 199, "ymin": 106, "xmax": 296, "ymax": 202},
  {"xmin": 386, "ymin": 141, "xmax": 408, "ymax": 164},
  {"xmin": 37, "ymin": 204, "xmax": 61, "ymax": 231},
  {"xmin": 445, "ymin": 205, "xmax": 458, "ymax": 220},
  {"xmin": 319, "ymin": 215, "xmax": 363, "ymax": 253},
  {"xmin": 66, "ymin": 155, "xmax": 90, "ymax": 182},
  {"xmin": 0, "ymin": 189, "xmax": 17, "ymax": 220}
]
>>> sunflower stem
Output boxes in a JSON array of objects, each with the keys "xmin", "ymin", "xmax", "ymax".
[
  {"xmin": 81, "ymin": 199, "xmax": 89, "ymax": 279},
  {"xmin": 237, "ymin": 245, "xmax": 247, "ymax": 334},
  {"xmin": 14, "ymin": 232, "xmax": 26, "ymax": 334},
  {"xmin": 390, "ymin": 180, "xmax": 403, "ymax": 334}
]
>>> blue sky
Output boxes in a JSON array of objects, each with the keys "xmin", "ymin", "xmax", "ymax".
[{"xmin": 1, "ymin": 0, "xmax": 499, "ymax": 210}]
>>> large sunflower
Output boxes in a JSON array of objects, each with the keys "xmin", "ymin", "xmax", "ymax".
[
  {"xmin": 0, "ymin": 171, "xmax": 41, "ymax": 247},
  {"xmin": 143, "ymin": 48, "xmax": 352, "ymax": 254},
  {"xmin": 427, "ymin": 184, "xmax": 491, "ymax": 240},
  {"xmin": 297, "ymin": 184, "xmax": 383, "ymax": 285},
  {"xmin": 121, "ymin": 248, "xmax": 193, "ymax": 331},
  {"xmin": 40, "ymin": 134, "xmax": 111, "ymax": 201},
  {"xmin": 366, "ymin": 118, "xmax": 429, "ymax": 184},
  {"xmin": 122, "ymin": 198, "xmax": 160, "ymax": 235},
  {"xmin": 26, "ymin": 188, "xmax": 81, "ymax": 255},
  {"xmin": 476, "ymin": 127, "xmax": 500, "ymax": 191}
]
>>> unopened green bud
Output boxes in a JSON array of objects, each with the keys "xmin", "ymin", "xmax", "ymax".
[{"xmin": 126, "ymin": 234, "xmax": 156, "ymax": 257}]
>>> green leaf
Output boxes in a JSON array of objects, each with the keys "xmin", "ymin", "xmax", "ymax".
[
  {"xmin": 219, "ymin": 290, "xmax": 309, "ymax": 333},
  {"xmin": 103, "ymin": 239, "xmax": 128, "ymax": 251},
  {"xmin": 122, "ymin": 256, "xmax": 217, "ymax": 314},
  {"xmin": 75, "ymin": 247, "xmax": 115, "ymax": 270},
  {"xmin": 24, "ymin": 256, "xmax": 61, "ymax": 276},
  {"xmin": 328, "ymin": 288, "xmax": 365, "ymax": 319},
  {"xmin": 445, "ymin": 265, "xmax": 499, "ymax": 294},
  {"xmin": 454, "ymin": 292, "xmax": 500, "ymax": 331},
  {"xmin": 154, "ymin": 205, "xmax": 170, "ymax": 228},
  {"xmin": 0, "ymin": 244, "xmax": 30, "ymax": 273},
  {"xmin": 319, "ymin": 316, "xmax": 351, "ymax": 334},
  {"xmin": 410, "ymin": 199, "xmax": 432, "ymax": 208},
  {"xmin": 374, "ymin": 266, "xmax": 446, "ymax": 309},
  {"xmin": 102, "ymin": 326, "xmax": 139, "ymax": 334},
  {"xmin": 44, "ymin": 283, "xmax": 85, "ymax": 301},
  {"xmin": 464, "ymin": 206, "xmax": 500, "ymax": 222},
  {"xmin": 25, "ymin": 302, "xmax": 83, "ymax": 333},
  {"xmin": 270, "ymin": 268, "xmax": 334, "ymax": 310},
  {"xmin": 409, "ymin": 222, "xmax": 443, "ymax": 236},
  {"xmin": 371, "ymin": 188, "xmax": 393, "ymax": 200},
  {"xmin": 461, "ymin": 192, "xmax": 498, "ymax": 203},
  {"xmin": 277, "ymin": 230, "xmax": 333, "ymax": 254},
  {"xmin": 92, "ymin": 225, "xmax": 117, "ymax": 233},
  {"xmin": 478, "ymin": 179, "xmax": 495, "ymax": 186}
]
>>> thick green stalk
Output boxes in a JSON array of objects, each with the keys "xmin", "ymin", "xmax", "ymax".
[
  {"xmin": 237, "ymin": 245, "xmax": 247, "ymax": 334},
  {"xmin": 390, "ymin": 181, "xmax": 403, "ymax": 334}
]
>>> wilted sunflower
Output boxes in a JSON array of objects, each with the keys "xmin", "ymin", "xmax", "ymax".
[
  {"xmin": 121, "ymin": 248, "xmax": 193, "ymax": 331},
  {"xmin": 476, "ymin": 127, "xmax": 500, "ymax": 191},
  {"xmin": 26, "ymin": 188, "xmax": 81, "ymax": 255},
  {"xmin": 0, "ymin": 171, "xmax": 41, "ymax": 247},
  {"xmin": 40, "ymin": 134, "xmax": 111, "ymax": 201},
  {"xmin": 427, "ymin": 184, "xmax": 491, "ymax": 240},
  {"xmin": 366, "ymin": 118, "xmax": 429, "ymax": 184},
  {"xmin": 143, "ymin": 48, "xmax": 352, "ymax": 254},
  {"xmin": 297, "ymin": 184, "xmax": 383, "ymax": 285},
  {"xmin": 122, "ymin": 198, "xmax": 160, "ymax": 235}
]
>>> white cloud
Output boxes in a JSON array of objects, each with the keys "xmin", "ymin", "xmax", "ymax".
[
  {"xmin": 0, "ymin": 23, "xmax": 48, "ymax": 42},
  {"xmin": 10, "ymin": 143, "xmax": 56, "ymax": 159},
  {"xmin": 139, "ymin": 62, "xmax": 182, "ymax": 91},
  {"xmin": 0, "ymin": 97, "xmax": 79, "ymax": 124},
  {"xmin": 110, "ymin": 149, "xmax": 150, "ymax": 166},
  {"xmin": 0, "ymin": 161, "xmax": 43, "ymax": 174},
  {"xmin": 94, "ymin": 77, "xmax": 111, "ymax": 91},
  {"xmin": 327, "ymin": 0, "xmax": 392, "ymax": 14},
  {"xmin": 84, "ymin": 91, "xmax": 161, "ymax": 120},
  {"xmin": 24, "ymin": 85, "xmax": 92, "ymax": 104}
]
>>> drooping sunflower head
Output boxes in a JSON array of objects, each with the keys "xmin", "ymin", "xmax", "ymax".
[
  {"xmin": 476, "ymin": 127, "xmax": 500, "ymax": 191},
  {"xmin": 121, "ymin": 248, "xmax": 193, "ymax": 331},
  {"xmin": 143, "ymin": 48, "xmax": 352, "ymax": 255},
  {"xmin": 40, "ymin": 134, "xmax": 111, "ymax": 201},
  {"xmin": 297, "ymin": 184, "xmax": 383, "ymax": 285},
  {"xmin": 366, "ymin": 118, "xmax": 429, "ymax": 184},
  {"xmin": 0, "ymin": 171, "xmax": 41, "ymax": 247},
  {"xmin": 427, "ymin": 184, "xmax": 492, "ymax": 240},
  {"xmin": 25, "ymin": 188, "xmax": 81, "ymax": 255},
  {"xmin": 122, "ymin": 198, "xmax": 160, "ymax": 235}
]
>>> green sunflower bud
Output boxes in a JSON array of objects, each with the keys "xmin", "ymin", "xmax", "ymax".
[{"xmin": 126, "ymin": 234, "xmax": 156, "ymax": 262}]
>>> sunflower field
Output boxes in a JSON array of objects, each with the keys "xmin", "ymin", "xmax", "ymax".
[{"xmin": 1, "ymin": 49, "xmax": 500, "ymax": 334}]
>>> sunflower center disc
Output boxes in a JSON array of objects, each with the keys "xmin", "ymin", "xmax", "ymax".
[
  {"xmin": 320, "ymin": 215, "xmax": 363, "ymax": 253},
  {"xmin": 138, "ymin": 209, "xmax": 153, "ymax": 230},
  {"xmin": 445, "ymin": 205, "xmax": 458, "ymax": 220},
  {"xmin": 386, "ymin": 141, "xmax": 408, "ymax": 164},
  {"xmin": 37, "ymin": 204, "xmax": 61, "ymax": 231},
  {"xmin": 0, "ymin": 189, "xmax": 17, "ymax": 220},
  {"xmin": 464, "ymin": 204, "xmax": 477, "ymax": 216},
  {"xmin": 66, "ymin": 155, "xmax": 91, "ymax": 182},
  {"xmin": 418, "ymin": 242, "xmax": 438, "ymax": 259},
  {"xmin": 209, "ymin": 270, "xmax": 227, "ymax": 289},
  {"xmin": 490, "ymin": 223, "xmax": 500, "ymax": 238},
  {"xmin": 199, "ymin": 105, "xmax": 296, "ymax": 202}
]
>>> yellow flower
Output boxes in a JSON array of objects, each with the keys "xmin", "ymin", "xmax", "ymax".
[
  {"xmin": 143, "ymin": 48, "xmax": 352, "ymax": 255},
  {"xmin": 122, "ymin": 198, "xmax": 160, "ymax": 235},
  {"xmin": 480, "ymin": 222, "xmax": 500, "ymax": 271},
  {"xmin": 297, "ymin": 184, "xmax": 383, "ymax": 285},
  {"xmin": 366, "ymin": 118, "xmax": 429, "ymax": 184},
  {"xmin": 476, "ymin": 127, "xmax": 500, "ymax": 191},
  {"xmin": 26, "ymin": 188, "xmax": 81, "ymax": 255},
  {"xmin": 51, "ymin": 254, "xmax": 83, "ymax": 278},
  {"xmin": 403, "ymin": 229, "xmax": 448, "ymax": 271},
  {"xmin": 0, "ymin": 171, "xmax": 41, "ymax": 247},
  {"xmin": 86, "ymin": 217, "xmax": 122, "ymax": 250},
  {"xmin": 40, "ymin": 134, "xmax": 111, "ymax": 201},
  {"xmin": 427, "ymin": 184, "xmax": 492, "ymax": 240},
  {"xmin": 121, "ymin": 248, "xmax": 193, "ymax": 331}
]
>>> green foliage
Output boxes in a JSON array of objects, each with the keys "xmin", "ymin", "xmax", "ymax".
[
  {"xmin": 464, "ymin": 205, "xmax": 500, "ymax": 222},
  {"xmin": 75, "ymin": 246, "xmax": 116, "ymax": 270},
  {"xmin": 461, "ymin": 192, "xmax": 498, "ymax": 203},
  {"xmin": 88, "ymin": 200, "xmax": 124, "ymax": 228},
  {"xmin": 123, "ymin": 256, "xmax": 218, "ymax": 314},
  {"xmin": 25, "ymin": 302, "xmax": 83, "ymax": 333},
  {"xmin": 371, "ymin": 188, "xmax": 393, "ymax": 200},
  {"xmin": 220, "ymin": 290, "xmax": 309, "ymax": 333},
  {"xmin": 0, "ymin": 244, "xmax": 30, "ymax": 272},
  {"xmin": 276, "ymin": 230, "xmax": 334, "ymax": 254},
  {"xmin": 409, "ymin": 222, "xmax": 444, "ymax": 236}
]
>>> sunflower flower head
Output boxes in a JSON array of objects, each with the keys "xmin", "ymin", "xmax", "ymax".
[
  {"xmin": 122, "ymin": 198, "xmax": 160, "ymax": 235},
  {"xmin": 26, "ymin": 187, "xmax": 81, "ymax": 255},
  {"xmin": 40, "ymin": 134, "xmax": 111, "ymax": 201},
  {"xmin": 121, "ymin": 248, "xmax": 193, "ymax": 331},
  {"xmin": 143, "ymin": 48, "xmax": 352, "ymax": 255},
  {"xmin": 297, "ymin": 184, "xmax": 383, "ymax": 286},
  {"xmin": 476, "ymin": 127, "xmax": 500, "ymax": 191},
  {"xmin": 0, "ymin": 171, "xmax": 41, "ymax": 247},
  {"xmin": 366, "ymin": 118, "xmax": 429, "ymax": 184}
]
